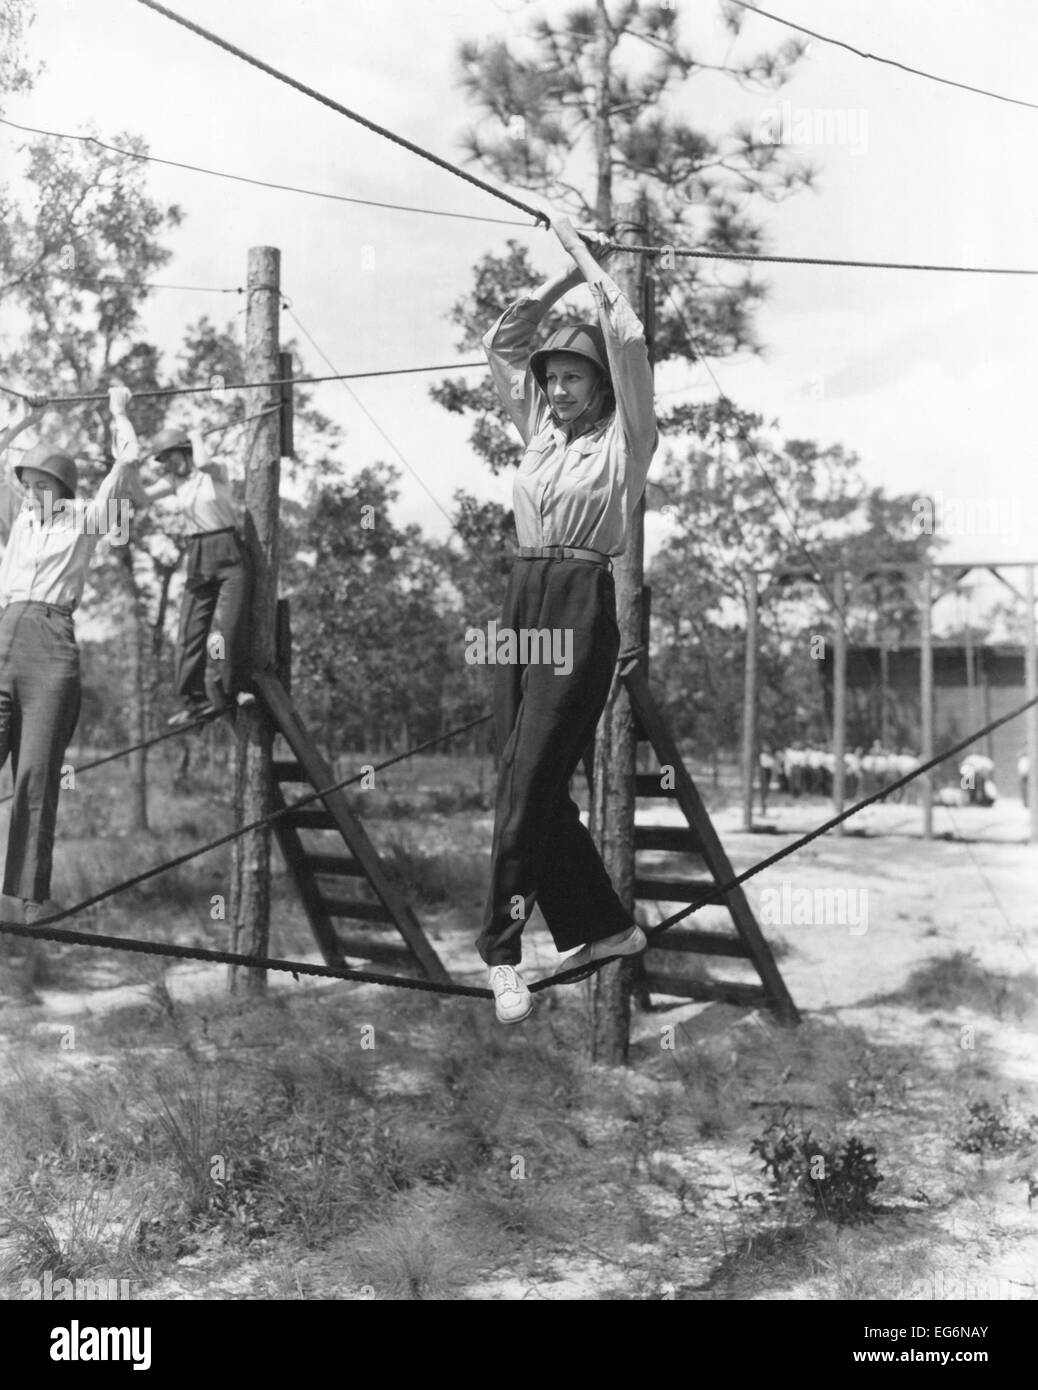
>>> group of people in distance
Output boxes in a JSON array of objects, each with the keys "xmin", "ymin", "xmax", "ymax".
[
  {"xmin": 760, "ymin": 742, "xmax": 923, "ymax": 806},
  {"xmin": 0, "ymin": 212, "xmax": 660, "ymax": 1024},
  {"xmin": 760, "ymin": 742, "xmax": 1018, "ymax": 811}
]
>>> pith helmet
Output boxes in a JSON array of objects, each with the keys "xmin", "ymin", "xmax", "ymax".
[
  {"xmin": 150, "ymin": 426, "xmax": 192, "ymax": 458},
  {"xmin": 529, "ymin": 324, "xmax": 610, "ymax": 391},
  {"xmin": 15, "ymin": 443, "xmax": 78, "ymax": 498}
]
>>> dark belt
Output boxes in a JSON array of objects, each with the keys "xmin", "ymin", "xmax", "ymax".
[
  {"xmin": 187, "ymin": 526, "xmax": 238, "ymax": 540},
  {"xmin": 516, "ymin": 545, "xmax": 611, "ymax": 569},
  {"xmin": 3, "ymin": 599, "xmax": 75, "ymax": 618}
]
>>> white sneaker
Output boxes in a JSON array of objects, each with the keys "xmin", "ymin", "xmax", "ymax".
[
  {"xmin": 555, "ymin": 925, "xmax": 648, "ymax": 977},
  {"xmin": 488, "ymin": 964, "xmax": 533, "ymax": 1024}
]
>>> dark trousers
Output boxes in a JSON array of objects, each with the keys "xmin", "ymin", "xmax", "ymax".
[
  {"xmin": 476, "ymin": 558, "xmax": 632, "ymax": 967},
  {"xmin": 174, "ymin": 529, "xmax": 252, "ymax": 705},
  {"xmin": 0, "ymin": 602, "xmax": 81, "ymax": 902}
]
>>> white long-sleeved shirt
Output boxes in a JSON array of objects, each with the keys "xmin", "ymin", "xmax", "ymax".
[
  {"xmin": 0, "ymin": 417, "xmax": 139, "ymax": 611},
  {"xmin": 483, "ymin": 276, "xmax": 658, "ymax": 556},
  {"xmin": 161, "ymin": 431, "xmax": 237, "ymax": 533},
  {"xmin": 173, "ymin": 467, "xmax": 237, "ymax": 534}
]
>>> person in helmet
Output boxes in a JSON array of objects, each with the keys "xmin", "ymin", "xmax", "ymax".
[
  {"xmin": 0, "ymin": 397, "xmax": 50, "ymax": 543},
  {"xmin": 0, "ymin": 386, "xmax": 142, "ymax": 1001},
  {"xmin": 130, "ymin": 422, "xmax": 254, "ymax": 726},
  {"xmin": 476, "ymin": 214, "xmax": 658, "ymax": 1024}
]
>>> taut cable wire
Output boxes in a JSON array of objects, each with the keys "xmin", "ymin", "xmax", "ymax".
[
  {"xmin": 135, "ymin": 0, "xmax": 549, "ymax": 227},
  {"xmin": 0, "ymin": 363, "xmax": 486, "ymax": 407},
  {"xmin": 727, "ymin": 1, "xmax": 1038, "ymax": 113},
  {"xmin": 0, "ymin": 710, "xmax": 220, "ymax": 806},
  {"xmin": 605, "ymin": 241, "xmax": 1038, "ymax": 276},
  {"xmin": 2, "ymin": 691, "xmax": 1034, "ymax": 999},
  {"xmin": 641, "ymin": 690, "xmax": 1038, "ymax": 945},
  {"xmin": 0, "ymin": 115, "xmax": 534, "ymax": 228}
]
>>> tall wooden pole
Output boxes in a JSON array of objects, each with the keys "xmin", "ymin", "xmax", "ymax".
[
  {"xmin": 741, "ymin": 569, "xmax": 758, "ymax": 831},
  {"xmin": 920, "ymin": 564, "xmax": 934, "ymax": 840},
  {"xmin": 1025, "ymin": 564, "xmax": 1038, "ymax": 843},
  {"xmin": 832, "ymin": 568, "xmax": 846, "ymax": 831},
  {"xmin": 229, "ymin": 246, "xmax": 281, "ymax": 995},
  {"xmin": 879, "ymin": 638, "xmax": 891, "ymax": 748},
  {"xmin": 588, "ymin": 201, "xmax": 650, "ymax": 1066}
]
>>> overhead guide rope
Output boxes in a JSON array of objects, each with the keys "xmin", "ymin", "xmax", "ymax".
[
  {"xmin": 134, "ymin": 0, "xmax": 548, "ymax": 227},
  {"xmin": 0, "ymin": 362, "xmax": 486, "ymax": 407}
]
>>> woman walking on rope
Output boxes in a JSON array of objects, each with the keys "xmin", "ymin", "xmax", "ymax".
[
  {"xmin": 477, "ymin": 215, "xmax": 658, "ymax": 1024},
  {"xmin": 0, "ymin": 387, "xmax": 141, "ymax": 1001},
  {"xmin": 130, "ymin": 421, "xmax": 254, "ymax": 724}
]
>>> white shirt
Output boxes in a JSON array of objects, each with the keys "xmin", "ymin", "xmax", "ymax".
[
  {"xmin": 0, "ymin": 418, "xmax": 139, "ymax": 611},
  {"xmin": 483, "ymin": 277, "xmax": 657, "ymax": 555},
  {"xmin": 174, "ymin": 467, "xmax": 237, "ymax": 534}
]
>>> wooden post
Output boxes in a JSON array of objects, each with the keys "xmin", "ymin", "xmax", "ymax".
[
  {"xmin": 920, "ymin": 564, "xmax": 934, "ymax": 840},
  {"xmin": 879, "ymin": 638, "xmax": 891, "ymax": 748},
  {"xmin": 741, "ymin": 568, "xmax": 758, "ymax": 832},
  {"xmin": 981, "ymin": 653, "xmax": 993, "ymax": 762},
  {"xmin": 229, "ymin": 246, "xmax": 281, "ymax": 995},
  {"xmin": 278, "ymin": 350, "xmax": 295, "ymax": 460},
  {"xmin": 276, "ymin": 598, "xmax": 292, "ymax": 695},
  {"xmin": 832, "ymin": 569, "xmax": 846, "ymax": 830},
  {"xmin": 588, "ymin": 214, "xmax": 650, "ymax": 1066},
  {"xmin": 1026, "ymin": 565, "xmax": 1038, "ymax": 843}
]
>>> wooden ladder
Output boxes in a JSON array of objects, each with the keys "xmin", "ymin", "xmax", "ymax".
[
  {"xmin": 623, "ymin": 660, "xmax": 799, "ymax": 1024},
  {"xmin": 254, "ymin": 672, "xmax": 450, "ymax": 984}
]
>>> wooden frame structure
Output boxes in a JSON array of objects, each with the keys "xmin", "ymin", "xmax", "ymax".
[
  {"xmin": 255, "ymin": 671, "xmax": 450, "ymax": 984},
  {"xmin": 741, "ymin": 561, "xmax": 1038, "ymax": 841},
  {"xmin": 624, "ymin": 659, "xmax": 799, "ymax": 1025}
]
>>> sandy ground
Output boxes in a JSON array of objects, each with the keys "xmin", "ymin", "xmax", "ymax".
[{"xmin": 1, "ymin": 790, "xmax": 1036, "ymax": 1301}]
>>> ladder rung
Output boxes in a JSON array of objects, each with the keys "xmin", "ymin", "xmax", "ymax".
[
  {"xmin": 634, "ymin": 774, "xmax": 679, "ymax": 799},
  {"xmin": 319, "ymin": 896, "xmax": 393, "ymax": 924},
  {"xmin": 643, "ymin": 974, "xmax": 768, "ymax": 1006},
  {"xmin": 306, "ymin": 853, "xmax": 364, "ymax": 877},
  {"xmin": 283, "ymin": 808, "xmax": 337, "ymax": 831},
  {"xmin": 645, "ymin": 929, "xmax": 750, "ymax": 959},
  {"xmin": 314, "ymin": 875, "xmax": 371, "ymax": 902},
  {"xmin": 634, "ymin": 825, "xmax": 703, "ymax": 853},
  {"xmin": 336, "ymin": 934, "xmax": 420, "ymax": 969},
  {"xmin": 273, "ymin": 760, "xmax": 307, "ymax": 781},
  {"xmin": 635, "ymin": 876, "xmax": 720, "ymax": 902}
]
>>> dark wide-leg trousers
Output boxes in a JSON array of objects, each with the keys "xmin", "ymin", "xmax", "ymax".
[
  {"xmin": 174, "ymin": 529, "xmax": 252, "ymax": 705},
  {"xmin": 476, "ymin": 557, "xmax": 633, "ymax": 967},
  {"xmin": 0, "ymin": 602, "xmax": 81, "ymax": 902}
]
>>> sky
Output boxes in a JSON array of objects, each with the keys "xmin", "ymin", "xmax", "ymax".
[{"xmin": 3, "ymin": 0, "xmax": 1037, "ymax": 632}]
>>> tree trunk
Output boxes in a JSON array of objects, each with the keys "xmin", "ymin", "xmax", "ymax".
[
  {"xmin": 120, "ymin": 550, "xmax": 150, "ymax": 832},
  {"xmin": 229, "ymin": 245, "xmax": 281, "ymax": 997},
  {"xmin": 587, "ymin": 181, "xmax": 650, "ymax": 1064},
  {"xmin": 593, "ymin": 0, "xmax": 614, "ymax": 225}
]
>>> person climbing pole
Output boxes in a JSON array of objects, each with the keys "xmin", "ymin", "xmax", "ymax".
[
  {"xmin": 128, "ymin": 419, "xmax": 255, "ymax": 725},
  {"xmin": 476, "ymin": 214, "xmax": 658, "ymax": 1024},
  {"xmin": 0, "ymin": 386, "xmax": 142, "ymax": 1003}
]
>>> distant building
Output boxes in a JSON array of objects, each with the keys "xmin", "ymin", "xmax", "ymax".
[{"xmin": 822, "ymin": 643, "xmax": 1026, "ymax": 795}]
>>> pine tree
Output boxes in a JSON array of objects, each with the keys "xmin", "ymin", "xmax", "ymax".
[{"xmin": 440, "ymin": 1, "xmax": 813, "ymax": 1060}]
